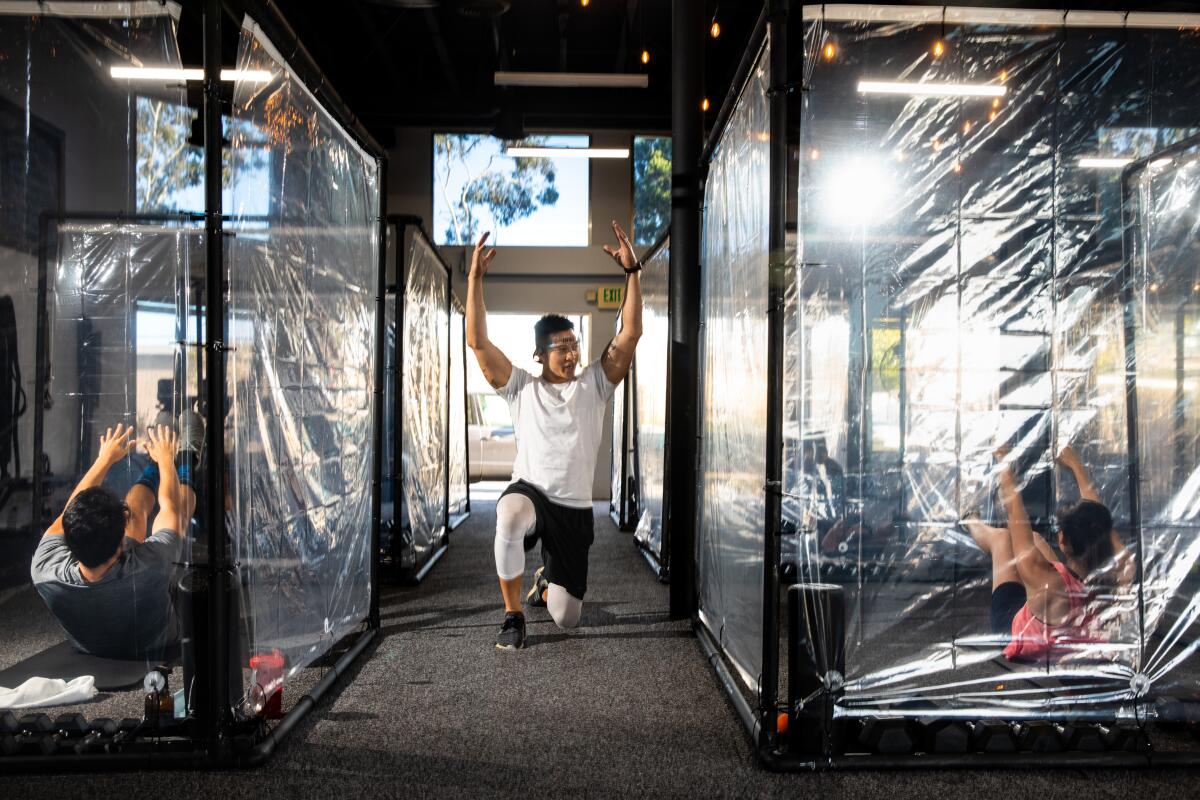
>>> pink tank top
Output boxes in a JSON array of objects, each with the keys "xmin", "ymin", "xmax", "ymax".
[{"xmin": 1003, "ymin": 562, "xmax": 1102, "ymax": 662}]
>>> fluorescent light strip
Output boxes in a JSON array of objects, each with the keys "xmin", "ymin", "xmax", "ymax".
[
  {"xmin": 494, "ymin": 71, "xmax": 648, "ymax": 89},
  {"xmin": 858, "ymin": 80, "xmax": 1006, "ymax": 98},
  {"xmin": 1077, "ymin": 157, "xmax": 1133, "ymax": 169},
  {"xmin": 0, "ymin": 1, "xmax": 181, "ymax": 19},
  {"xmin": 801, "ymin": 5, "xmax": 1200, "ymax": 29},
  {"xmin": 505, "ymin": 147, "xmax": 630, "ymax": 159},
  {"xmin": 110, "ymin": 66, "xmax": 273, "ymax": 83}
]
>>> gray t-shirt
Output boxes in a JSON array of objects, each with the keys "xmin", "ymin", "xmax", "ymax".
[{"xmin": 30, "ymin": 530, "xmax": 182, "ymax": 660}]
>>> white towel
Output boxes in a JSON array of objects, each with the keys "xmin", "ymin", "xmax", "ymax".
[{"xmin": 0, "ymin": 676, "xmax": 97, "ymax": 709}]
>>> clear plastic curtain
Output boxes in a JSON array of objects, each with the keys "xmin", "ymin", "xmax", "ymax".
[
  {"xmin": 226, "ymin": 18, "xmax": 380, "ymax": 681},
  {"xmin": 1125, "ymin": 141, "xmax": 1200, "ymax": 697},
  {"xmin": 785, "ymin": 8, "xmax": 1200, "ymax": 715},
  {"xmin": 1, "ymin": 1, "xmax": 190, "ymax": 671},
  {"xmin": 610, "ymin": 342, "xmax": 625, "ymax": 523},
  {"xmin": 634, "ymin": 238, "xmax": 669, "ymax": 561},
  {"xmin": 401, "ymin": 232, "xmax": 448, "ymax": 566},
  {"xmin": 697, "ymin": 37, "xmax": 772, "ymax": 693},
  {"xmin": 448, "ymin": 299, "xmax": 468, "ymax": 522}
]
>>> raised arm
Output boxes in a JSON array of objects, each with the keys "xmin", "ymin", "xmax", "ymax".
[
  {"xmin": 1058, "ymin": 444, "xmax": 1134, "ymax": 588},
  {"xmin": 44, "ymin": 424, "xmax": 137, "ymax": 536},
  {"xmin": 995, "ymin": 447, "xmax": 1062, "ymax": 593},
  {"xmin": 465, "ymin": 232, "xmax": 513, "ymax": 390},
  {"xmin": 599, "ymin": 221, "xmax": 643, "ymax": 385},
  {"xmin": 145, "ymin": 426, "xmax": 185, "ymax": 537},
  {"xmin": 1057, "ymin": 444, "xmax": 1101, "ymax": 502}
]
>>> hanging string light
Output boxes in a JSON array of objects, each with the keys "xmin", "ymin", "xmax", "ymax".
[
  {"xmin": 823, "ymin": 40, "xmax": 837, "ymax": 60},
  {"xmin": 701, "ymin": 98, "xmax": 710, "ymax": 112},
  {"xmin": 710, "ymin": 4, "xmax": 721, "ymax": 38},
  {"xmin": 642, "ymin": 49, "xmax": 650, "ymax": 64},
  {"xmin": 932, "ymin": 7, "xmax": 947, "ymax": 58}
]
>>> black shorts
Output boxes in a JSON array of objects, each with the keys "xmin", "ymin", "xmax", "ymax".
[
  {"xmin": 500, "ymin": 480, "xmax": 594, "ymax": 600},
  {"xmin": 990, "ymin": 581, "xmax": 1027, "ymax": 635}
]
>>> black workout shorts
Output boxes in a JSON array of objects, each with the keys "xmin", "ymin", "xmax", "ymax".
[
  {"xmin": 500, "ymin": 479, "xmax": 594, "ymax": 600},
  {"xmin": 990, "ymin": 581, "xmax": 1027, "ymax": 635}
]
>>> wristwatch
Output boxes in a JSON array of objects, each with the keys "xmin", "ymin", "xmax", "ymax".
[{"xmin": 623, "ymin": 260, "xmax": 643, "ymax": 275}]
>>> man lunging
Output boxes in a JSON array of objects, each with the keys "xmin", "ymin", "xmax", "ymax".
[{"xmin": 466, "ymin": 221, "xmax": 642, "ymax": 650}]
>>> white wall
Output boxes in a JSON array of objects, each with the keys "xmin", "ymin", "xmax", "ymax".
[{"xmin": 387, "ymin": 127, "xmax": 642, "ymax": 500}]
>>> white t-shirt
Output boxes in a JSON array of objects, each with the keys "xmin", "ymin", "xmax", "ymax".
[{"xmin": 497, "ymin": 360, "xmax": 617, "ymax": 509}]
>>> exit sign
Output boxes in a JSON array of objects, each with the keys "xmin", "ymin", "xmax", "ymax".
[{"xmin": 598, "ymin": 285, "xmax": 624, "ymax": 309}]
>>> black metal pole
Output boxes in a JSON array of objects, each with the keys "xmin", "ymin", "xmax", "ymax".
[
  {"xmin": 32, "ymin": 213, "xmax": 50, "ymax": 534},
  {"xmin": 203, "ymin": 0, "xmax": 231, "ymax": 757},
  {"xmin": 443, "ymin": 254, "xmax": 452, "ymax": 539},
  {"xmin": 760, "ymin": 0, "xmax": 789, "ymax": 751},
  {"xmin": 393, "ymin": 222, "xmax": 404, "ymax": 570},
  {"xmin": 369, "ymin": 158, "xmax": 387, "ymax": 630},
  {"xmin": 461, "ymin": 307, "xmax": 470, "ymax": 514},
  {"xmin": 1119, "ymin": 164, "xmax": 1148, "ymax": 671},
  {"xmin": 666, "ymin": 0, "xmax": 703, "ymax": 620},
  {"xmin": 617, "ymin": 373, "xmax": 630, "ymax": 529}
]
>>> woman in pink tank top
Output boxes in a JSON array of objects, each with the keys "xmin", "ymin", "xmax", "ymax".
[{"xmin": 963, "ymin": 445, "xmax": 1134, "ymax": 664}]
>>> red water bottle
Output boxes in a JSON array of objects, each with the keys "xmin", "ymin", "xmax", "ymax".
[{"xmin": 249, "ymin": 649, "xmax": 285, "ymax": 719}]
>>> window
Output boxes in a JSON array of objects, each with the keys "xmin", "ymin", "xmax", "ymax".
[
  {"xmin": 135, "ymin": 97, "xmax": 271, "ymax": 215},
  {"xmin": 433, "ymin": 133, "xmax": 589, "ymax": 247},
  {"xmin": 632, "ymin": 135, "xmax": 671, "ymax": 247}
]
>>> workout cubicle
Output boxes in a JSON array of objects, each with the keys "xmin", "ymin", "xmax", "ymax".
[
  {"xmin": 0, "ymin": 0, "xmax": 384, "ymax": 768},
  {"xmin": 382, "ymin": 215, "xmax": 469, "ymax": 583},
  {"xmin": 608, "ymin": 310, "xmax": 634, "ymax": 531},
  {"xmin": 607, "ymin": 234, "xmax": 669, "ymax": 574},
  {"xmin": 694, "ymin": 2, "xmax": 1200, "ymax": 769},
  {"xmin": 631, "ymin": 235, "xmax": 669, "ymax": 580}
]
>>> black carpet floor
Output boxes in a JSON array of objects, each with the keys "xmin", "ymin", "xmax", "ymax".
[{"xmin": 3, "ymin": 497, "xmax": 1199, "ymax": 798}]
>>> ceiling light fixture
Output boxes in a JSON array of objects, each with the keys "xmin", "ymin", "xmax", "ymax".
[
  {"xmin": 494, "ymin": 71, "xmax": 648, "ymax": 88},
  {"xmin": 823, "ymin": 41, "xmax": 837, "ymax": 60},
  {"xmin": 505, "ymin": 146, "xmax": 629, "ymax": 159},
  {"xmin": 110, "ymin": 66, "xmax": 273, "ymax": 82},
  {"xmin": 858, "ymin": 80, "xmax": 1006, "ymax": 98}
]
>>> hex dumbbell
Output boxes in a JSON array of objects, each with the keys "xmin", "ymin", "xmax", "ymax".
[{"xmin": 859, "ymin": 716, "xmax": 920, "ymax": 754}]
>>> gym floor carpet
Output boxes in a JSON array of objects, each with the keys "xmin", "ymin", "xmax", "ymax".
[{"xmin": 3, "ymin": 496, "xmax": 1196, "ymax": 798}]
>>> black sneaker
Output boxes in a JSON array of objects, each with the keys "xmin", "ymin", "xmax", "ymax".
[
  {"xmin": 524, "ymin": 566, "xmax": 548, "ymax": 609},
  {"xmin": 495, "ymin": 612, "xmax": 526, "ymax": 650}
]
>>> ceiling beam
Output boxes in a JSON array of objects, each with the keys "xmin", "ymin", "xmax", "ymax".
[{"xmin": 423, "ymin": 7, "xmax": 461, "ymax": 97}]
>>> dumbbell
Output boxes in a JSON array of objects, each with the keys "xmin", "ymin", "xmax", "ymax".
[
  {"xmin": 922, "ymin": 719, "xmax": 970, "ymax": 753},
  {"xmin": 111, "ymin": 717, "xmax": 143, "ymax": 746},
  {"xmin": 39, "ymin": 713, "xmax": 89, "ymax": 755},
  {"xmin": 14, "ymin": 713, "xmax": 53, "ymax": 754},
  {"xmin": 859, "ymin": 716, "xmax": 920, "ymax": 754},
  {"xmin": 1015, "ymin": 720, "xmax": 1065, "ymax": 752},
  {"xmin": 71, "ymin": 718, "xmax": 120, "ymax": 754},
  {"xmin": 968, "ymin": 720, "xmax": 1018, "ymax": 753},
  {"xmin": 1060, "ymin": 723, "xmax": 1106, "ymax": 752}
]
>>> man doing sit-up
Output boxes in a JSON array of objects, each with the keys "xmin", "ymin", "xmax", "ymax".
[
  {"xmin": 31, "ymin": 422, "xmax": 199, "ymax": 661},
  {"xmin": 467, "ymin": 221, "xmax": 643, "ymax": 650}
]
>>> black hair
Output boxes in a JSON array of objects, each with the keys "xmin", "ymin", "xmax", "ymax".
[
  {"xmin": 534, "ymin": 314, "xmax": 575, "ymax": 352},
  {"xmin": 62, "ymin": 487, "xmax": 128, "ymax": 568},
  {"xmin": 1058, "ymin": 499, "xmax": 1115, "ymax": 579}
]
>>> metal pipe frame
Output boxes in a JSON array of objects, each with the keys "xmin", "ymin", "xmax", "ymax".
[
  {"xmin": 629, "ymin": 231, "xmax": 671, "ymax": 580},
  {"xmin": 694, "ymin": 9, "xmax": 1200, "ymax": 773},
  {"xmin": 665, "ymin": 0, "xmax": 704, "ymax": 621},
  {"xmin": 386, "ymin": 215, "xmax": 457, "ymax": 583},
  {"xmin": 6, "ymin": 0, "xmax": 387, "ymax": 770}
]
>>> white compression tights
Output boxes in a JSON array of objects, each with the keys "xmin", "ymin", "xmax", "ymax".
[{"xmin": 494, "ymin": 493, "xmax": 583, "ymax": 629}]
